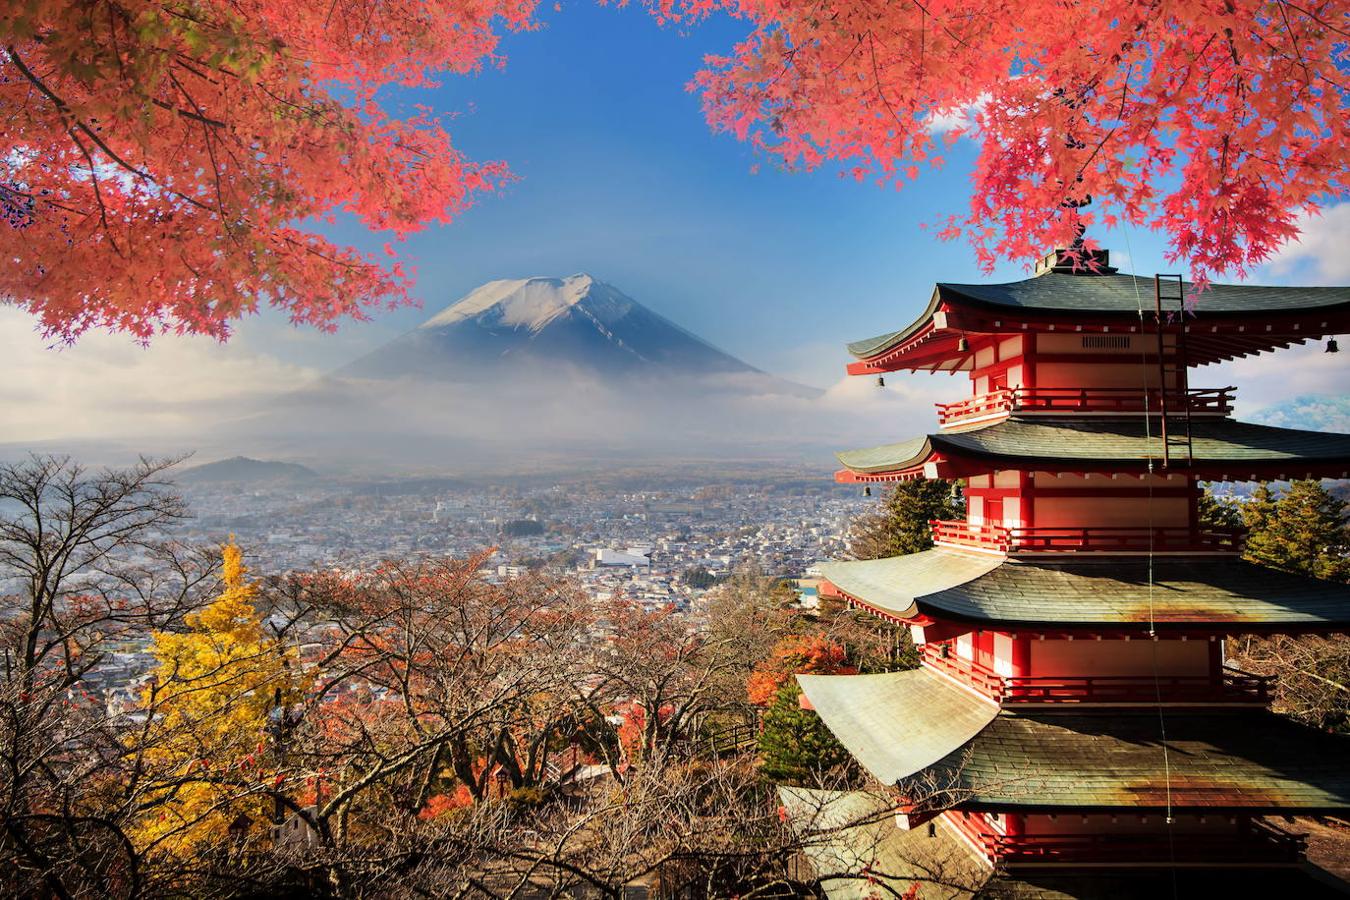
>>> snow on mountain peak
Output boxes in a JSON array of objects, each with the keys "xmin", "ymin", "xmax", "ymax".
[{"xmin": 419, "ymin": 273, "xmax": 630, "ymax": 333}]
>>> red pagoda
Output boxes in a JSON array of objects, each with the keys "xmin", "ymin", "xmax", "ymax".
[{"xmin": 786, "ymin": 249, "xmax": 1350, "ymax": 897}]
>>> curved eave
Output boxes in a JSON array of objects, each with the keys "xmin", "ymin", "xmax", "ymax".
[
  {"xmin": 835, "ymin": 434, "xmax": 936, "ymax": 479},
  {"xmin": 846, "ymin": 276, "xmax": 1350, "ymax": 373},
  {"xmin": 836, "ymin": 418, "xmax": 1350, "ymax": 481},
  {"xmin": 822, "ymin": 553, "xmax": 1350, "ymax": 633},
  {"xmin": 798, "ymin": 668, "xmax": 998, "ymax": 785},
  {"xmin": 818, "ymin": 551, "xmax": 1004, "ymax": 623}
]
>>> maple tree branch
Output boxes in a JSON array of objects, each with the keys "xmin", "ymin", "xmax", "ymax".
[
  {"xmin": 6, "ymin": 45, "xmax": 217, "ymax": 217},
  {"xmin": 1273, "ymin": 0, "xmax": 1350, "ymax": 38}
]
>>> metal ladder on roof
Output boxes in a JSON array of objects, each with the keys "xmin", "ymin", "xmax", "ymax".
[{"xmin": 1154, "ymin": 274, "xmax": 1193, "ymax": 468}]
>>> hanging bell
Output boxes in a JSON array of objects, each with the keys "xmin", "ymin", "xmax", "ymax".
[
  {"xmin": 956, "ymin": 336, "xmax": 970, "ymax": 352},
  {"xmin": 1327, "ymin": 337, "xmax": 1340, "ymax": 354},
  {"xmin": 863, "ymin": 486, "xmax": 872, "ymax": 497},
  {"xmin": 876, "ymin": 375, "xmax": 886, "ymax": 388}
]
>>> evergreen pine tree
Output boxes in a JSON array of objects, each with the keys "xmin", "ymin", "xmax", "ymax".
[
  {"xmin": 756, "ymin": 683, "xmax": 852, "ymax": 785},
  {"xmin": 847, "ymin": 479, "xmax": 965, "ymax": 560},
  {"xmin": 1241, "ymin": 481, "xmax": 1350, "ymax": 582},
  {"xmin": 1196, "ymin": 483, "xmax": 1243, "ymax": 531}
]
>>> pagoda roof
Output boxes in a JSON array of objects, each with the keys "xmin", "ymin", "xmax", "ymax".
[
  {"xmin": 819, "ymin": 550, "xmax": 1350, "ymax": 632},
  {"xmin": 847, "ymin": 272, "xmax": 1350, "ymax": 371},
  {"xmin": 806, "ymin": 671, "xmax": 1350, "ymax": 811},
  {"xmin": 798, "ymin": 668, "xmax": 998, "ymax": 784},
  {"xmin": 916, "ymin": 709, "xmax": 1350, "ymax": 813},
  {"xmin": 778, "ymin": 788, "xmax": 989, "ymax": 899},
  {"xmin": 836, "ymin": 417, "xmax": 1350, "ymax": 480}
]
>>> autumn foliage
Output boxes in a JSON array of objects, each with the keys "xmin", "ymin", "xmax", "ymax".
[
  {"xmin": 5, "ymin": 2, "xmax": 1346, "ymax": 342},
  {"xmin": 746, "ymin": 634, "xmax": 854, "ymax": 708},
  {"xmin": 674, "ymin": 0, "xmax": 1348, "ymax": 280},
  {"xmin": 2, "ymin": 0, "xmax": 532, "ymax": 340},
  {"xmin": 135, "ymin": 539, "xmax": 303, "ymax": 855}
]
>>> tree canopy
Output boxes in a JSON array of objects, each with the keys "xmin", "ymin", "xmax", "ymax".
[
  {"xmin": 2, "ymin": 0, "xmax": 527, "ymax": 341},
  {"xmin": 1241, "ymin": 480, "xmax": 1350, "ymax": 583},
  {"xmin": 5, "ymin": 1, "xmax": 1347, "ymax": 340},
  {"xmin": 680, "ymin": 0, "xmax": 1348, "ymax": 281}
]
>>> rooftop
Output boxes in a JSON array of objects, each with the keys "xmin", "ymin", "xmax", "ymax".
[
  {"xmin": 797, "ymin": 668, "xmax": 998, "ymax": 784},
  {"xmin": 777, "ymin": 787, "xmax": 989, "ymax": 900},
  {"xmin": 917, "ymin": 710, "xmax": 1350, "ymax": 813},
  {"xmin": 818, "ymin": 550, "xmax": 1350, "ymax": 631},
  {"xmin": 836, "ymin": 417, "xmax": 1350, "ymax": 481},
  {"xmin": 846, "ymin": 271, "xmax": 1350, "ymax": 371}
]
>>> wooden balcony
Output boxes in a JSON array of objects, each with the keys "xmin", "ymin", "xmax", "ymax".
[
  {"xmin": 930, "ymin": 520, "xmax": 1246, "ymax": 555},
  {"xmin": 981, "ymin": 820, "xmax": 1305, "ymax": 866},
  {"xmin": 936, "ymin": 386, "xmax": 1235, "ymax": 427},
  {"xmin": 919, "ymin": 644, "xmax": 1273, "ymax": 705}
]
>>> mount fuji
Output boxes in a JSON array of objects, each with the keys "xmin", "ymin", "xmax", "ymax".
[{"xmin": 343, "ymin": 274, "xmax": 778, "ymax": 383}]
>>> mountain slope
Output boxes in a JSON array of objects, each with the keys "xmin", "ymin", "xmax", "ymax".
[{"xmin": 343, "ymin": 274, "xmax": 763, "ymax": 381}]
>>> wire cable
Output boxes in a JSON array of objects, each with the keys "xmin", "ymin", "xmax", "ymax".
[{"xmin": 1123, "ymin": 227, "xmax": 1179, "ymax": 897}]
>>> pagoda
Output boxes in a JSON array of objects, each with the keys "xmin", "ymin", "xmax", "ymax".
[{"xmin": 787, "ymin": 249, "xmax": 1350, "ymax": 897}]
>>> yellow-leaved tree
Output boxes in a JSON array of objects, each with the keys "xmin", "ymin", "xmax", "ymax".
[{"xmin": 134, "ymin": 539, "xmax": 305, "ymax": 856}]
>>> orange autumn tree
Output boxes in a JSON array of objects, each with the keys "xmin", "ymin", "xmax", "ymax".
[
  {"xmin": 670, "ymin": 0, "xmax": 1349, "ymax": 281},
  {"xmin": 2, "ymin": 0, "xmax": 534, "ymax": 341},
  {"xmin": 749, "ymin": 634, "xmax": 854, "ymax": 784},
  {"xmin": 134, "ymin": 539, "xmax": 303, "ymax": 856},
  {"xmin": 746, "ymin": 634, "xmax": 853, "ymax": 708}
]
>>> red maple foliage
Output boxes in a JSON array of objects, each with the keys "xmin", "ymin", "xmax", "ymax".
[
  {"xmin": 7, "ymin": 2, "xmax": 1343, "ymax": 342},
  {"xmin": 746, "ymin": 634, "xmax": 854, "ymax": 707},
  {"xmin": 2, "ymin": 1, "xmax": 535, "ymax": 340},
  {"xmin": 671, "ymin": 0, "xmax": 1348, "ymax": 281}
]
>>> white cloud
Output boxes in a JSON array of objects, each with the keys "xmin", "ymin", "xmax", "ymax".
[
  {"xmin": 0, "ymin": 308, "xmax": 321, "ymax": 445},
  {"xmin": 1201, "ymin": 340, "xmax": 1345, "ymax": 418},
  {"xmin": 1265, "ymin": 202, "xmax": 1350, "ymax": 284},
  {"xmin": 924, "ymin": 94, "xmax": 990, "ymax": 136}
]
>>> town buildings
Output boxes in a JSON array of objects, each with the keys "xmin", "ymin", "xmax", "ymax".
[{"xmin": 791, "ymin": 250, "xmax": 1350, "ymax": 895}]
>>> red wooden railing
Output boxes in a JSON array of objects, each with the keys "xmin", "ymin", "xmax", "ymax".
[
  {"xmin": 983, "ymin": 821, "xmax": 1305, "ymax": 865},
  {"xmin": 930, "ymin": 520, "xmax": 1246, "ymax": 554},
  {"xmin": 919, "ymin": 644, "xmax": 1272, "ymax": 705},
  {"xmin": 1000, "ymin": 671, "xmax": 1272, "ymax": 704},
  {"xmin": 918, "ymin": 643, "xmax": 1004, "ymax": 699},
  {"xmin": 935, "ymin": 386, "xmax": 1235, "ymax": 426}
]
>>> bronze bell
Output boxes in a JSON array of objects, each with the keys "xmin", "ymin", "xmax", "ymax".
[
  {"xmin": 1327, "ymin": 337, "xmax": 1339, "ymax": 354},
  {"xmin": 876, "ymin": 375, "xmax": 886, "ymax": 387},
  {"xmin": 956, "ymin": 336, "xmax": 970, "ymax": 352}
]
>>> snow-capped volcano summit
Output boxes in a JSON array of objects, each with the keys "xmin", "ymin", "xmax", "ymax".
[
  {"xmin": 343, "ymin": 274, "xmax": 764, "ymax": 381},
  {"xmin": 418, "ymin": 274, "xmax": 630, "ymax": 333}
]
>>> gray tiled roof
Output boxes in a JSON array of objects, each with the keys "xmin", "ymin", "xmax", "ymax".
[
  {"xmin": 940, "ymin": 274, "xmax": 1350, "ymax": 314},
  {"xmin": 818, "ymin": 552, "xmax": 1003, "ymax": 621},
  {"xmin": 837, "ymin": 417, "xmax": 1350, "ymax": 474},
  {"xmin": 848, "ymin": 273, "xmax": 1350, "ymax": 359},
  {"xmin": 918, "ymin": 710, "xmax": 1350, "ymax": 811},
  {"xmin": 798, "ymin": 668, "xmax": 999, "ymax": 785},
  {"xmin": 820, "ymin": 550, "xmax": 1350, "ymax": 628}
]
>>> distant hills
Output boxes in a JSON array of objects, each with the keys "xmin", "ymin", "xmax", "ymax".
[{"xmin": 179, "ymin": 456, "xmax": 317, "ymax": 484}]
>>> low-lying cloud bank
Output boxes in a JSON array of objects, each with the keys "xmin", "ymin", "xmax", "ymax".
[{"xmin": 2, "ymin": 309, "xmax": 944, "ymax": 473}]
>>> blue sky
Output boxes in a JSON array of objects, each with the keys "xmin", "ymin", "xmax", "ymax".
[
  {"xmin": 285, "ymin": 1, "xmax": 1179, "ymax": 385},
  {"xmin": 6, "ymin": 3, "xmax": 1346, "ymax": 447}
]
